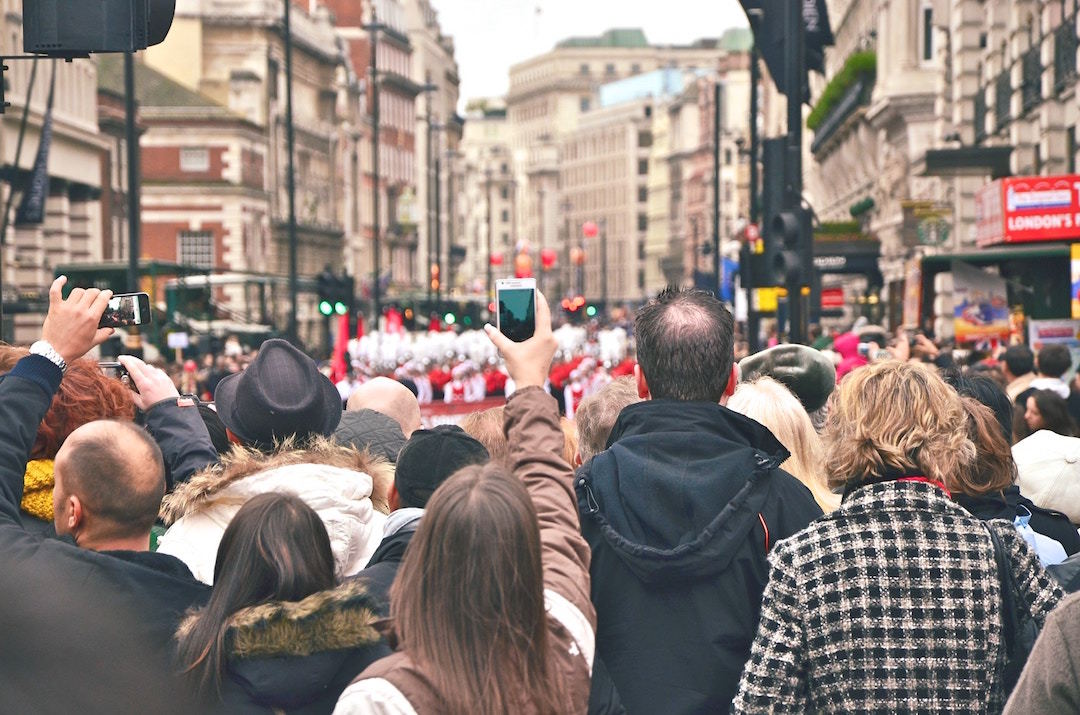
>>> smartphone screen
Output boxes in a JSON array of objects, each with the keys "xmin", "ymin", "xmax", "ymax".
[
  {"xmin": 99, "ymin": 293, "xmax": 151, "ymax": 328},
  {"xmin": 497, "ymin": 281, "xmax": 536, "ymax": 343}
]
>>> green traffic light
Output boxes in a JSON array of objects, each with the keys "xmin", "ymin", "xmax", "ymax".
[
  {"xmin": 463, "ymin": 316, "xmax": 472, "ymax": 326},
  {"xmin": 319, "ymin": 300, "xmax": 333, "ymax": 316},
  {"xmin": 444, "ymin": 313, "xmax": 457, "ymax": 325},
  {"xmin": 586, "ymin": 305, "xmax": 597, "ymax": 317},
  {"xmin": 334, "ymin": 301, "xmax": 348, "ymax": 316}
]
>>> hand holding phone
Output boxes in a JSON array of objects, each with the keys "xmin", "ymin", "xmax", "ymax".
[
  {"xmin": 485, "ymin": 287, "xmax": 556, "ymax": 390},
  {"xmin": 495, "ymin": 278, "xmax": 537, "ymax": 343}
]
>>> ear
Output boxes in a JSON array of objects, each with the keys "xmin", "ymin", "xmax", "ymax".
[
  {"xmin": 720, "ymin": 364, "xmax": 738, "ymax": 405},
  {"xmin": 634, "ymin": 363, "xmax": 650, "ymax": 399},
  {"xmin": 388, "ymin": 484, "xmax": 401, "ymax": 512},
  {"xmin": 67, "ymin": 495, "xmax": 84, "ymax": 535},
  {"xmin": 574, "ymin": 452, "xmax": 583, "ymax": 467}
]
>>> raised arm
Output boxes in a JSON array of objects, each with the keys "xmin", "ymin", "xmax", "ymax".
[
  {"xmin": 119, "ymin": 355, "xmax": 219, "ymax": 489},
  {"xmin": 0, "ymin": 277, "xmax": 114, "ymax": 523}
]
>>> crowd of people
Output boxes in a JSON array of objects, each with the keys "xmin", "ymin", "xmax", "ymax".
[{"xmin": 6, "ymin": 276, "xmax": 1080, "ymax": 713}]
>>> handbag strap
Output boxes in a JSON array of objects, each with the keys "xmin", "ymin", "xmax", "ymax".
[{"xmin": 988, "ymin": 524, "xmax": 1018, "ymax": 657}]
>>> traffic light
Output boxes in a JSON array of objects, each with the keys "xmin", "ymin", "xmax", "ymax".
[
  {"xmin": 586, "ymin": 304, "xmax": 598, "ymax": 318},
  {"xmin": 317, "ymin": 269, "xmax": 354, "ymax": 318},
  {"xmin": 23, "ymin": 0, "xmax": 176, "ymax": 54},
  {"xmin": 317, "ymin": 269, "xmax": 335, "ymax": 317},
  {"xmin": 444, "ymin": 312, "xmax": 456, "ymax": 326}
]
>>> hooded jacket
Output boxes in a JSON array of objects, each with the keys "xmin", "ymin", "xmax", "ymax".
[
  {"xmin": 352, "ymin": 508, "xmax": 423, "ymax": 617},
  {"xmin": 157, "ymin": 440, "xmax": 393, "ymax": 584},
  {"xmin": 178, "ymin": 579, "xmax": 391, "ymax": 714},
  {"xmin": 575, "ymin": 399, "xmax": 822, "ymax": 714}
]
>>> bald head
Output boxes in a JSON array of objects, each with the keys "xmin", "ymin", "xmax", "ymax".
[
  {"xmin": 346, "ymin": 377, "xmax": 423, "ymax": 437},
  {"xmin": 53, "ymin": 420, "xmax": 165, "ymax": 543}
]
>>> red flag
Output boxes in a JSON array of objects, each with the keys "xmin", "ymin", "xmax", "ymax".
[{"xmin": 331, "ymin": 312, "xmax": 349, "ymax": 382}]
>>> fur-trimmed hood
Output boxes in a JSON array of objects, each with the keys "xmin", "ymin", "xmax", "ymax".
[
  {"xmin": 178, "ymin": 579, "xmax": 391, "ymax": 710},
  {"xmin": 156, "ymin": 438, "xmax": 392, "ymax": 585},
  {"xmin": 161, "ymin": 437, "xmax": 394, "ymax": 524}
]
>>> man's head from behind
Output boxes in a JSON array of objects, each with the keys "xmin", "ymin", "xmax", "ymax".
[
  {"xmin": 52, "ymin": 420, "xmax": 165, "ymax": 550},
  {"xmin": 1037, "ymin": 343, "xmax": 1072, "ymax": 379},
  {"xmin": 346, "ymin": 376, "xmax": 422, "ymax": 438},
  {"xmin": 574, "ymin": 377, "xmax": 641, "ymax": 464},
  {"xmin": 392, "ymin": 425, "xmax": 489, "ymax": 510},
  {"xmin": 634, "ymin": 287, "xmax": 736, "ymax": 402},
  {"xmin": 1002, "ymin": 344, "xmax": 1034, "ymax": 381}
]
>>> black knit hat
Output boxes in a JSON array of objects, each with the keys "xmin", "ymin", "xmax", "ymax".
[{"xmin": 395, "ymin": 424, "xmax": 490, "ymax": 508}]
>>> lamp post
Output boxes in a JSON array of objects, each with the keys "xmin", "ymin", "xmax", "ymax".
[
  {"xmin": 283, "ymin": 0, "xmax": 300, "ymax": 343},
  {"xmin": 485, "ymin": 166, "xmax": 493, "ymax": 303},
  {"xmin": 366, "ymin": 10, "xmax": 385, "ymax": 330}
]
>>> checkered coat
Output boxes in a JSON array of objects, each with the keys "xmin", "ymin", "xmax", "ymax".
[{"xmin": 732, "ymin": 480, "xmax": 1064, "ymax": 714}]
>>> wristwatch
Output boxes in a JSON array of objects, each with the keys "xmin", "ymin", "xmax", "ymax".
[{"xmin": 29, "ymin": 340, "xmax": 67, "ymax": 373}]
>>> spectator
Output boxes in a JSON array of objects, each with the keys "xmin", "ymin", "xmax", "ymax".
[
  {"xmin": 574, "ymin": 287, "xmax": 822, "ymax": 713},
  {"xmin": 156, "ymin": 339, "xmax": 390, "ymax": 584},
  {"xmin": 336, "ymin": 292, "xmax": 595, "ymax": 713},
  {"xmin": 459, "ymin": 406, "xmax": 509, "ymax": 464},
  {"xmin": 0, "ymin": 348, "xmax": 136, "ymax": 537},
  {"xmin": 1018, "ymin": 343, "xmax": 1080, "ymax": 426},
  {"xmin": 347, "ymin": 376, "xmax": 423, "ymax": 438},
  {"xmin": 950, "ymin": 396, "xmax": 1080, "ymax": 559},
  {"xmin": 1004, "ymin": 592, "xmax": 1080, "ymax": 712},
  {"xmin": 832, "ymin": 332, "xmax": 867, "ymax": 381},
  {"xmin": 333, "ymin": 409, "xmax": 407, "ymax": 465},
  {"xmin": 573, "ymin": 376, "xmax": 640, "ymax": 466},
  {"xmin": 1013, "ymin": 429, "xmax": 1080, "ymax": 525},
  {"xmin": 1022, "ymin": 390, "xmax": 1077, "ymax": 438},
  {"xmin": 176, "ymin": 492, "xmax": 390, "ymax": 712},
  {"xmin": 732, "ymin": 360, "xmax": 1062, "ymax": 712},
  {"xmin": 355, "ymin": 424, "xmax": 489, "ymax": 615},
  {"xmin": 0, "ymin": 277, "xmax": 210, "ymax": 691},
  {"xmin": 737, "ymin": 343, "xmax": 836, "ymax": 413},
  {"xmin": 728, "ymin": 377, "xmax": 839, "ymax": 513}
]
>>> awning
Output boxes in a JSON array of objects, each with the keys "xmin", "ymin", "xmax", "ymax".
[
  {"xmin": 920, "ymin": 243, "xmax": 1069, "ymax": 266},
  {"xmin": 915, "ymin": 146, "xmax": 1013, "ymax": 179}
]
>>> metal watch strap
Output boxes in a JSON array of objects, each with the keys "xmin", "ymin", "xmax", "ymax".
[{"xmin": 29, "ymin": 340, "xmax": 67, "ymax": 373}]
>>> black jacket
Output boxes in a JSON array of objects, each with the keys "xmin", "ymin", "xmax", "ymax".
[
  {"xmin": 0, "ymin": 356, "xmax": 211, "ymax": 711},
  {"xmin": 186, "ymin": 580, "xmax": 391, "ymax": 714},
  {"xmin": 353, "ymin": 514, "xmax": 419, "ymax": 617},
  {"xmin": 575, "ymin": 400, "xmax": 822, "ymax": 714},
  {"xmin": 954, "ymin": 486, "xmax": 1080, "ymax": 555},
  {"xmin": 141, "ymin": 396, "xmax": 220, "ymax": 489}
]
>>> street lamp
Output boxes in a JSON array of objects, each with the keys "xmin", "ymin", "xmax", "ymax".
[{"xmin": 365, "ymin": 10, "xmax": 387, "ymax": 330}]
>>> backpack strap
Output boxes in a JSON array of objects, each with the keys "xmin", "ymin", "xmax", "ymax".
[{"xmin": 757, "ymin": 512, "xmax": 770, "ymax": 553}]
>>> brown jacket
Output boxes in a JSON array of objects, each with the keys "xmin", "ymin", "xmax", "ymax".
[
  {"xmin": 1004, "ymin": 591, "xmax": 1080, "ymax": 714},
  {"xmin": 333, "ymin": 386, "xmax": 596, "ymax": 714}
]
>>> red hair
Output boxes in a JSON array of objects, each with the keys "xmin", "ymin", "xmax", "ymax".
[{"xmin": 0, "ymin": 347, "xmax": 136, "ymax": 459}]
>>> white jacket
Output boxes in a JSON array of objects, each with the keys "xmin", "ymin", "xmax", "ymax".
[{"xmin": 157, "ymin": 444, "xmax": 391, "ymax": 585}]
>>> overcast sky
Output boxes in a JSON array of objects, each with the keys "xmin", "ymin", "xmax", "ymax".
[{"xmin": 435, "ymin": 0, "xmax": 749, "ymax": 105}]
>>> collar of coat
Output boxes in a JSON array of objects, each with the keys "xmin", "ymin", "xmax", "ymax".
[
  {"xmin": 159, "ymin": 436, "xmax": 394, "ymax": 525},
  {"xmin": 176, "ymin": 578, "xmax": 382, "ymax": 659},
  {"xmin": 836, "ymin": 478, "xmax": 965, "ymax": 517}
]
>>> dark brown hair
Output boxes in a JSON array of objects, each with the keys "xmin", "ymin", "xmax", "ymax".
[
  {"xmin": 176, "ymin": 493, "xmax": 335, "ymax": 696},
  {"xmin": 1026, "ymin": 389, "xmax": 1078, "ymax": 437},
  {"xmin": 390, "ymin": 462, "xmax": 566, "ymax": 714},
  {"xmin": 949, "ymin": 397, "xmax": 1016, "ymax": 496},
  {"xmin": 634, "ymin": 287, "xmax": 735, "ymax": 402}
]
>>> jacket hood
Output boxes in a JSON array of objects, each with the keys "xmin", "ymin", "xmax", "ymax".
[
  {"xmin": 580, "ymin": 400, "xmax": 789, "ymax": 583},
  {"xmin": 178, "ymin": 580, "xmax": 382, "ymax": 708},
  {"xmin": 953, "ymin": 486, "xmax": 1021, "ymax": 521},
  {"xmin": 366, "ymin": 523, "xmax": 418, "ymax": 568},
  {"xmin": 160, "ymin": 436, "xmax": 394, "ymax": 524}
]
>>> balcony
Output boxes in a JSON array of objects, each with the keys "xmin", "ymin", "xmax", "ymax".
[
  {"xmin": 974, "ymin": 88, "xmax": 987, "ymax": 144},
  {"xmin": 1021, "ymin": 46, "xmax": 1042, "ymax": 115},
  {"xmin": 995, "ymin": 70, "xmax": 1011, "ymax": 132},
  {"xmin": 1056, "ymin": 16, "xmax": 1078, "ymax": 93}
]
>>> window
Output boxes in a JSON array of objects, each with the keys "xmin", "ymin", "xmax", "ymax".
[
  {"xmin": 637, "ymin": 159, "xmax": 648, "ymax": 175},
  {"xmin": 724, "ymin": 148, "xmax": 733, "ymax": 165},
  {"xmin": 638, "ymin": 186, "xmax": 648, "ymax": 203},
  {"xmin": 501, "ymin": 209, "xmax": 510, "ymax": 223},
  {"xmin": 500, "ymin": 186, "xmax": 509, "ymax": 199},
  {"xmin": 1069, "ymin": 126, "xmax": 1077, "ymax": 174},
  {"xmin": 580, "ymin": 96, "xmax": 591, "ymax": 113},
  {"xmin": 921, "ymin": 4, "xmax": 934, "ymax": 62},
  {"xmin": 637, "ymin": 269, "xmax": 645, "ymax": 290},
  {"xmin": 637, "ymin": 241, "xmax": 646, "ymax": 260},
  {"xmin": 637, "ymin": 131, "xmax": 653, "ymax": 147},
  {"xmin": 637, "ymin": 213, "xmax": 648, "ymax": 231},
  {"xmin": 180, "ymin": 148, "xmax": 210, "ymax": 173},
  {"xmin": 605, "ymin": 63, "xmax": 616, "ymax": 76},
  {"xmin": 579, "ymin": 63, "xmax": 590, "ymax": 76},
  {"xmin": 178, "ymin": 231, "xmax": 214, "ymax": 269},
  {"xmin": 631, "ymin": 63, "xmax": 641, "ymax": 75}
]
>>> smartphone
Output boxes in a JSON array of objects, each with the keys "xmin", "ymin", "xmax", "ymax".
[
  {"xmin": 857, "ymin": 342, "xmax": 870, "ymax": 358},
  {"xmin": 97, "ymin": 361, "xmax": 137, "ymax": 392},
  {"xmin": 99, "ymin": 292, "xmax": 151, "ymax": 328},
  {"xmin": 495, "ymin": 278, "xmax": 537, "ymax": 343}
]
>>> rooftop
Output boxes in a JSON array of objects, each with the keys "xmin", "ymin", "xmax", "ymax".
[
  {"xmin": 557, "ymin": 28, "xmax": 650, "ymax": 49},
  {"xmin": 97, "ymin": 55, "xmax": 220, "ymax": 108}
]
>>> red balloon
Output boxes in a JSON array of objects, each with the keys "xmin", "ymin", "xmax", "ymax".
[
  {"xmin": 570, "ymin": 247, "xmax": 586, "ymax": 266},
  {"xmin": 540, "ymin": 248, "xmax": 557, "ymax": 269},
  {"xmin": 582, "ymin": 220, "xmax": 599, "ymax": 239},
  {"xmin": 490, "ymin": 252, "xmax": 504, "ymax": 266},
  {"xmin": 514, "ymin": 253, "xmax": 534, "ymax": 278}
]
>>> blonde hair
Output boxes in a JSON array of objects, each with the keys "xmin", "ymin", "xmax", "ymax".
[
  {"xmin": 823, "ymin": 360, "xmax": 975, "ymax": 490},
  {"xmin": 574, "ymin": 377, "xmax": 641, "ymax": 462},
  {"xmin": 459, "ymin": 407, "xmax": 509, "ymax": 465},
  {"xmin": 729, "ymin": 377, "xmax": 839, "ymax": 512},
  {"xmin": 559, "ymin": 417, "xmax": 579, "ymax": 469}
]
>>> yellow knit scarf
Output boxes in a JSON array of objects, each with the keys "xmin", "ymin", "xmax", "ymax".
[{"xmin": 22, "ymin": 459, "xmax": 54, "ymax": 522}]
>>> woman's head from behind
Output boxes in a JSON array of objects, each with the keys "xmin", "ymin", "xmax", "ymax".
[
  {"xmin": 949, "ymin": 396, "xmax": 1016, "ymax": 496},
  {"xmin": 728, "ymin": 376, "xmax": 838, "ymax": 512},
  {"xmin": 824, "ymin": 360, "xmax": 975, "ymax": 490},
  {"xmin": 178, "ymin": 493, "xmax": 335, "ymax": 693},
  {"xmin": 391, "ymin": 462, "xmax": 561, "ymax": 714}
]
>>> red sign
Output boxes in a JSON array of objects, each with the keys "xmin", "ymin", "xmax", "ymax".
[
  {"xmin": 820, "ymin": 287, "xmax": 844, "ymax": 310},
  {"xmin": 976, "ymin": 175, "xmax": 1080, "ymax": 246}
]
